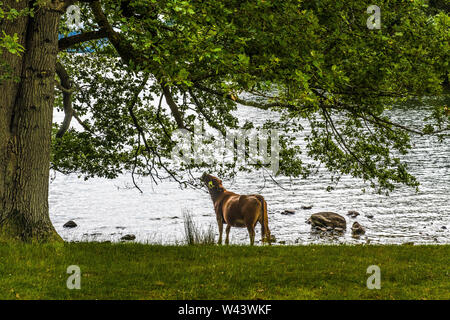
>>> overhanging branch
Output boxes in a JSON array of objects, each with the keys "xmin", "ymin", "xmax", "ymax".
[
  {"xmin": 90, "ymin": 1, "xmax": 146, "ymax": 66},
  {"xmin": 193, "ymin": 84, "xmax": 299, "ymax": 111},
  {"xmin": 161, "ymin": 82, "xmax": 185, "ymax": 129},
  {"xmin": 188, "ymin": 87, "xmax": 226, "ymax": 137},
  {"xmin": 58, "ymin": 29, "xmax": 107, "ymax": 51},
  {"xmin": 126, "ymin": 74, "xmax": 183, "ymax": 186}
]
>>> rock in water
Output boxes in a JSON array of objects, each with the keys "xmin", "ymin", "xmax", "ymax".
[
  {"xmin": 281, "ymin": 210, "xmax": 295, "ymax": 215},
  {"xmin": 63, "ymin": 220, "xmax": 77, "ymax": 228},
  {"xmin": 347, "ymin": 210, "xmax": 360, "ymax": 218},
  {"xmin": 301, "ymin": 205, "xmax": 313, "ymax": 210},
  {"xmin": 309, "ymin": 212, "xmax": 346, "ymax": 230},
  {"xmin": 121, "ymin": 234, "xmax": 136, "ymax": 241},
  {"xmin": 351, "ymin": 222, "xmax": 366, "ymax": 235}
]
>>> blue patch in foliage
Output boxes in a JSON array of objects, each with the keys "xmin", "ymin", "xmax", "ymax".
[{"xmin": 59, "ymin": 31, "xmax": 107, "ymax": 53}]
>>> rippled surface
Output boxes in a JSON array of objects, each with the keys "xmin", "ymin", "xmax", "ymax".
[{"xmin": 50, "ymin": 102, "xmax": 449, "ymax": 245}]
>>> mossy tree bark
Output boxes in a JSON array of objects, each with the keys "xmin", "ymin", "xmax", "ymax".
[{"xmin": 0, "ymin": 0, "xmax": 65, "ymax": 242}]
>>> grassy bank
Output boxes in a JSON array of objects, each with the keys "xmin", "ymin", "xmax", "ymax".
[{"xmin": 0, "ymin": 243, "xmax": 448, "ymax": 299}]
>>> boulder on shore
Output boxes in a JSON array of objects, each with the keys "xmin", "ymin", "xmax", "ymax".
[
  {"xmin": 308, "ymin": 212, "xmax": 346, "ymax": 230},
  {"xmin": 63, "ymin": 220, "xmax": 77, "ymax": 228},
  {"xmin": 121, "ymin": 234, "xmax": 136, "ymax": 241}
]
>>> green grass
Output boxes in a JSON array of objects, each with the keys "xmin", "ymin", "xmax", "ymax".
[{"xmin": 0, "ymin": 243, "xmax": 448, "ymax": 300}]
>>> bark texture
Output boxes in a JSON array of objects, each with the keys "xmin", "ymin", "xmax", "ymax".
[{"xmin": 0, "ymin": 0, "xmax": 65, "ymax": 241}]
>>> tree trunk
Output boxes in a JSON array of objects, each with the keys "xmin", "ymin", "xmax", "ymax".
[{"xmin": 0, "ymin": 0, "xmax": 65, "ymax": 242}]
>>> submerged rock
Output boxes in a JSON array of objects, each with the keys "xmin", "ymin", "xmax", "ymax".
[
  {"xmin": 281, "ymin": 210, "xmax": 295, "ymax": 215},
  {"xmin": 63, "ymin": 220, "xmax": 77, "ymax": 228},
  {"xmin": 309, "ymin": 212, "xmax": 347, "ymax": 230},
  {"xmin": 301, "ymin": 205, "xmax": 313, "ymax": 210},
  {"xmin": 347, "ymin": 210, "xmax": 360, "ymax": 218},
  {"xmin": 121, "ymin": 234, "xmax": 136, "ymax": 241}
]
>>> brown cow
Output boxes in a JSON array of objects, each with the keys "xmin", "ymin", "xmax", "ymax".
[{"xmin": 201, "ymin": 173, "xmax": 271, "ymax": 245}]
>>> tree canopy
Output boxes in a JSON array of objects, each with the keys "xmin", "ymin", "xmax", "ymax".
[{"xmin": 16, "ymin": 0, "xmax": 449, "ymax": 193}]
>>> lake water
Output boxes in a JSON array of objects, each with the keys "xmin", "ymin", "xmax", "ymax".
[{"xmin": 50, "ymin": 100, "xmax": 450, "ymax": 245}]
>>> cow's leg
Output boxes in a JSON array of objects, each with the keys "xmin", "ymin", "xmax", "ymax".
[
  {"xmin": 247, "ymin": 225, "xmax": 255, "ymax": 246},
  {"xmin": 225, "ymin": 225, "xmax": 231, "ymax": 245},
  {"xmin": 217, "ymin": 217, "xmax": 223, "ymax": 245},
  {"xmin": 260, "ymin": 221, "xmax": 265, "ymax": 243}
]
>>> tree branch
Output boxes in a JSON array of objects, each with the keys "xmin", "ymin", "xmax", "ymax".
[
  {"xmin": 58, "ymin": 29, "xmax": 107, "ymax": 51},
  {"xmin": 126, "ymin": 74, "xmax": 184, "ymax": 186},
  {"xmin": 55, "ymin": 61, "xmax": 74, "ymax": 138},
  {"xmin": 311, "ymin": 88, "xmax": 429, "ymax": 136},
  {"xmin": 161, "ymin": 82, "xmax": 185, "ymax": 129},
  {"xmin": 188, "ymin": 87, "xmax": 226, "ymax": 137},
  {"xmin": 89, "ymin": 1, "xmax": 146, "ymax": 66},
  {"xmin": 193, "ymin": 84, "xmax": 299, "ymax": 111}
]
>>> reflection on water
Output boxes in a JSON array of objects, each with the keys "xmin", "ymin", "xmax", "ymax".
[{"xmin": 50, "ymin": 102, "xmax": 449, "ymax": 245}]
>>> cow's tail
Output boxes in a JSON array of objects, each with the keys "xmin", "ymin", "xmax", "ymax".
[{"xmin": 255, "ymin": 195, "xmax": 271, "ymax": 245}]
